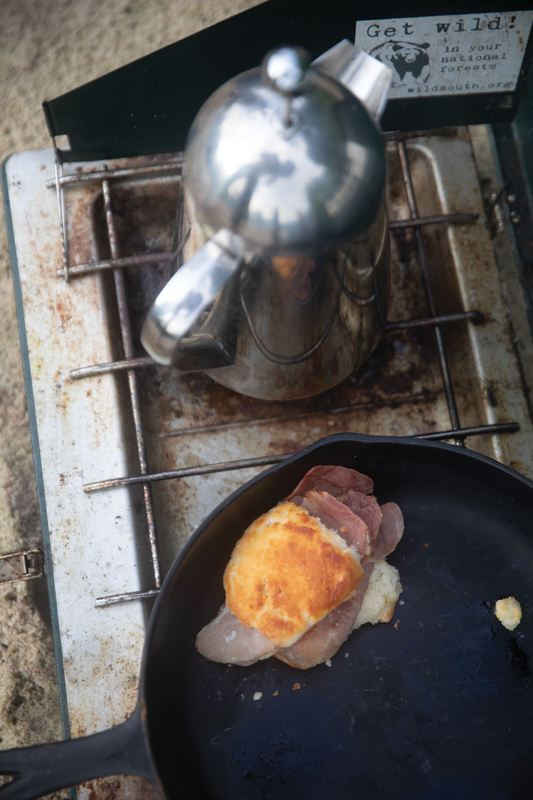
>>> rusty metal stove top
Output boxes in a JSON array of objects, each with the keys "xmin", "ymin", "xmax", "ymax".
[{"xmin": 3, "ymin": 125, "xmax": 533, "ymax": 799}]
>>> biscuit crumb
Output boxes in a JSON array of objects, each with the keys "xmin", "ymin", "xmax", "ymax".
[
  {"xmin": 495, "ymin": 597, "xmax": 522, "ymax": 631},
  {"xmin": 253, "ymin": 692, "xmax": 263, "ymax": 701},
  {"xmin": 394, "ymin": 621, "xmax": 399, "ymax": 630},
  {"xmin": 423, "ymin": 543, "xmax": 429, "ymax": 548},
  {"xmin": 353, "ymin": 560, "xmax": 402, "ymax": 629},
  {"xmin": 293, "ymin": 683, "xmax": 301, "ymax": 690},
  {"xmin": 340, "ymin": 526, "xmax": 347, "ymax": 533}
]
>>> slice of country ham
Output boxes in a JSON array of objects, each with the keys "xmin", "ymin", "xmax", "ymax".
[
  {"xmin": 372, "ymin": 502, "xmax": 405, "ymax": 561},
  {"xmin": 286, "ymin": 465, "xmax": 373, "ymax": 501},
  {"xmin": 276, "ymin": 563, "xmax": 375, "ymax": 669},
  {"xmin": 195, "ymin": 604, "xmax": 278, "ymax": 666},
  {"xmin": 340, "ymin": 491, "xmax": 382, "ymax": 550},
  {"xmin": 301, "ymin": 491, "xmax": 370, "ymax": 558}
]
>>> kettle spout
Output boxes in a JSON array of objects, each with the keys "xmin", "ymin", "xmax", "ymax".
[{"xmin": 313, "ymin": 40, "xmax": 392, "ymax": 122}]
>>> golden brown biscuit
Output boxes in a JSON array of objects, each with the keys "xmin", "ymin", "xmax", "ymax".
[{"xmin": 223, "ymin": 501, "xmax": 364, "ymax": 648}]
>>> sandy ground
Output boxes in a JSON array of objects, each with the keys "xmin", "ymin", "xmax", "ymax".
[{"xmin": 0, "ymin": 0, "xmax": 261, "ymax": 791}]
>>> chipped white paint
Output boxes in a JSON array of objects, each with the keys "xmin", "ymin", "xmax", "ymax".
[{"xmin": 5, "ymin": 149, "xmax": 154, "ymax": 799}]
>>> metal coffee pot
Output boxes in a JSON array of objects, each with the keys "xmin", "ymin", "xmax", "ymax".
[{"xmin": 141, "ymin": 41, "xmax": 392, "ymax": 400}]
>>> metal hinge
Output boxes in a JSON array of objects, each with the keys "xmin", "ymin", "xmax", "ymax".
[
  {"xmin": 0, "ymin": 549, "xmax": 44, "ymax": 585},
  {"xmin": 487, "ymin": 183, "xmax": 521, "ymax": 237},
  {"xmin": 488, "ymin": 184, "xmax": 508, "ymax": 236}
]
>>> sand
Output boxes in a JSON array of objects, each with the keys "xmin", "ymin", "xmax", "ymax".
[{"xmin": 0, "ymin": 0, "xmax": 261, "ymax": 793}]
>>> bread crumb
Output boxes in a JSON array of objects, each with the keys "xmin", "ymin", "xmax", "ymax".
[
  {"xmin": 340, "ymin": 526, "xmax": 347, "ymax": 532},
  {"xmin": 394, "ymin": 621, "xmax": 399, "ymax": 630},
  {"xmin": 293, "ymin": 682, "xmax": 301, "ymax": 690},
  {"xmin": 273, "ymin": 690, "xmax": 279, "ymax": 696},
  {"xmin": 325, "ymin": 658, "xmax": 332, "ymax": 667},
  {"xmin": 345, "ymin": 653, "xmax": 349, "ymax": 657},
  {"xmin": 423, "ymin": 543, "xmax": 429, "ymax": 548},
  {"xmin": 253, "ymin": 692, "xmax": 263, "ymax": 701},
  {"xmin": 495, "ymin": 597, "xmax": 522, "ymax": 631}
]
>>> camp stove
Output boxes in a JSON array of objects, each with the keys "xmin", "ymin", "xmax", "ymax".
[{"xmin": 2, "ymin": 6, "xmax": 533, "ymax": 799}]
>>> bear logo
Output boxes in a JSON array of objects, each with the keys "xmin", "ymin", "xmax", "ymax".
[{"xmin": 369, "ymin": 41, "xmax": 431, "ymax": 86}]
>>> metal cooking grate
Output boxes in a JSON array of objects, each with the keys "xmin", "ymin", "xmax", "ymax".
[{"xmin": 46, "ymin": 130, "xmax": 520, "ymax": 608}]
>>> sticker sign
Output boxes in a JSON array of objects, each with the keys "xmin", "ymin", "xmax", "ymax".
[{"xmin": 355, "ymin": 11, "xmax": 533, "ymax": 99}]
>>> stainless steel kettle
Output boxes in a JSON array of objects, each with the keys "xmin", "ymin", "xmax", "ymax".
[{"xmin": 141, "ymin": 41, "xmax": 392, "ymax": 400}]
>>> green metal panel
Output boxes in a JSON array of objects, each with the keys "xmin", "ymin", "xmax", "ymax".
[
  {"xmin": 43, "ymin": 0, "xmax": 533, "ymax": 162},
  {"xmin": 513, "ymin": 63, "xmax": 533, "ymax": 201}
]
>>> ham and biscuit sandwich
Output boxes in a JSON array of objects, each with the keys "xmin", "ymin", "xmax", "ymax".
[{"xmin": 196, "ymin": 465, "xmax": 404, "ymax": 669}]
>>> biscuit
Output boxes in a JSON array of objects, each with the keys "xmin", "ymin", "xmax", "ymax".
[
  {"xmin": 223, "ymin": 501, "xmax": 363, "ymax": 647},
  {"xmin": 495, "ymin": 596, "xmax": 522, "ymax": 631},
  {"xmin": 353, "ymin": 559, "xmax": 402, "ymax": 629}
]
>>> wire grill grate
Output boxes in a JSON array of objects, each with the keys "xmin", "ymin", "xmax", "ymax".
[{"xmin": 47, "ymin": 132, "xmax": 520, "ymax": 607}]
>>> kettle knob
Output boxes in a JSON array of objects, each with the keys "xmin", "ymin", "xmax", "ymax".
[{"xmin": 261, "ymin": 46, "xmax": 311, "ymax": 96}]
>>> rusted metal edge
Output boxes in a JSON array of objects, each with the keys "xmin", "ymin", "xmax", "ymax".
[
  {"xmin": 163, "ymin": 393, "xmax": 442, "ymax": 438},
  {"xmin": 397, "ymin": 139, "xmax": 462, "ymax": 444},
  {"xmin": 95, "ymin": 589, "xmax": 160, "ymax": 608},
  {"xmin": 416, "ymin": 422, "xmax": 519, "ymax": 440},
  {"xmin": 53, "ymin": 152, "xmax": 70, "ymax": 282},
  {"xmin": 69, "ymin": 356, "xmax": 155, "ymax": 380},
  {"xmin": 383, "ymin": 128, "xmax": 458, "ymax": 141},
  {"xmin": 55, "ymin": 217, "xmax": 477, "ymax": 280},
  {"xmin": 57, "ymin": 251, "xmax": 174, "ymax": 278},
  {"xmin": 84, "ymin": 453, "xmax": 289, "ymax": 492},
  {"xmin": 68, "ymin": 312, "xmax": 485, "ymax": 381},
  {"xmin": 83, "ymin": 422, "xmax": 520, "ymax": 493},
  {"xmin": 386, "ymin": 311, "xmax": 484, "ymax": 330},
  {"xmin": 45, "ymin": 161, "xmax": 183, "ymax": 188},
  {"xmin": 102, "ymin": 179, "xmax": 161, "ymax": 590},
  {"xmin": 390, "ymin": 213, "xmax": 478, "ymax": 229},
  {"xmin": 56, "ymin": 224, "xmax": 190, "ymax": 281},
  {"xmin": 0, "ymin": 549, "xmax": 44, "ymax": 585}
]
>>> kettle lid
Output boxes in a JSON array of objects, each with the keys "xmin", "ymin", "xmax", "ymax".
[{"xmin": 184, "ymin": 46, "xmax": 386, "ymax": 257}]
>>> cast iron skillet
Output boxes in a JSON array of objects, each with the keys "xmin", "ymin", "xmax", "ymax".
[{"xmin": 1, "ymin": 433, "xmax": 533, "ymax": 800}]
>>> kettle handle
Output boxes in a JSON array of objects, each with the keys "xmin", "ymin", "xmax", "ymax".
[{"xmin": 141, "ymin": 228, "xmax": 244, "ymax": 366}]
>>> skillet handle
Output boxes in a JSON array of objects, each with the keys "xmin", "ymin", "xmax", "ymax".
[{"xmin": 0, "ymin": 707, "xmax": 155, "ymax": 800}]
